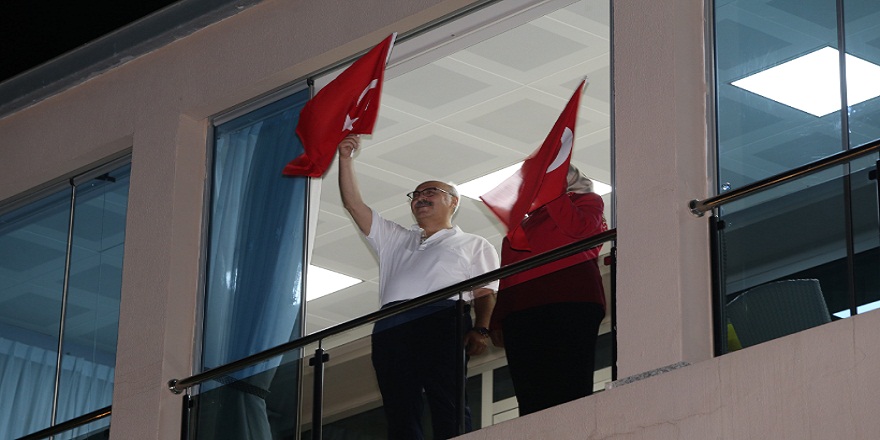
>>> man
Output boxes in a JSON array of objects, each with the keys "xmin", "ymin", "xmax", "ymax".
[{"xmin": 337, "ymin": 134, "xmax": 499, "ymax": 439}]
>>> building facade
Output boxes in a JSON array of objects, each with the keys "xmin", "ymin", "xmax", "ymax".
[{"xmin": 1, "ymin": 0, "xmax": 879, "ymax": 439}]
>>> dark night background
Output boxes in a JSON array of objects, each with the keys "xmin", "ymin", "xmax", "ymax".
[{"xmin": 0, "ymin": 1, "xmax": 180, "ymax": 83}]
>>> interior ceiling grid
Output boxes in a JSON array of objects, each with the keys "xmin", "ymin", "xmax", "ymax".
[
  {"xmin": 308, "ymin": 0, "xmax": 611, "ymax": 331},
  {"xmin": 716, "ymin": 0, "xmax": 880, "ymax": 191}
]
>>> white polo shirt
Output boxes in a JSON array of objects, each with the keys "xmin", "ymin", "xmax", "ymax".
[{"xmin": 365, "ymin": 209, "xmax": 500, "ymax": 306}]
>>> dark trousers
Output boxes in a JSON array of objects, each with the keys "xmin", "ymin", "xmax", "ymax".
[
  {"xmin": 502, "ymin": 302, "xmax": 605, "ymax": 416},
  {"xmin": 371, "ymin": 301, "xmax": 473, "ymax": 440}
]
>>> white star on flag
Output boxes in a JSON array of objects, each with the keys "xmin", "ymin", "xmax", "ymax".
[
  {"xmin": 343, "ymin": 79, "xmax": 379, "ymax": 131},
  {"xmin": 283, "ymin": 34, "xmax": 396, "ymax": 177}
]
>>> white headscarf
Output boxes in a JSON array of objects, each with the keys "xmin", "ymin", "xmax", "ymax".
[{"xmin": 566, "ymin": 164, "xmax": 593, "ymax": 194}]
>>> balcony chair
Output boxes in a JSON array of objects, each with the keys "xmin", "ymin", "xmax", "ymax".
[{"xmin": 725, "ymin": 279, "xmax": 831, "ymax": 348}]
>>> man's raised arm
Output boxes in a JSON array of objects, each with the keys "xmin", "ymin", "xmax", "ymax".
[{"xmin": 338, "ymin": 135, "xmax": 373, "ymax": 235}]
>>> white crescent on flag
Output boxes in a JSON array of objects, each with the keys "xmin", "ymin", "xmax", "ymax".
[
  {"xmin": 480, "ymin": 79, "xmax": 585, "ymax": 250},
  {"xmin": 546, "ymin": 127, "xmax": 574, "ymax": 173}
]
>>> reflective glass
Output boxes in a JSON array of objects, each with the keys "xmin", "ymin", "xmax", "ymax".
[
  {"xmin": 714, "ymin": 0, "xmax": 880, "ymax": 351},
  {"xmin": 307, "ymin": 328, "xmax": 386, "ymax": 439},
  {"xmin": 61, "ymin": 416, "xmax": 111, "ymax": 440},
  {"xmin": 204, "ymin": 89, "xmax": 310, "ymax": 367},
  {"xmin": 715, "ymin": 0, "xmax": 844, "ymax": 197},
  {"xmin": 844, "ymin": 0, "xmax": 880, "ymax": 317},
  {"xmin": 849, "ymin": 157, "xmax": 880, "ymax": 318},
  {"xmin": 202, "ymin": 88, "xmax": 310, "ymax": 437},
  {"xmin": 0, "ymin": 187, "xmax": 71, "ymax": 439},
  {"xmin": 0, "ymin": 161, "xmax": 130, "ymax": 439},
  {"xmin": 844, "ymin": 0, "xmax": 880, "ymax": 148},
  {"xmin": 312, "ymin": 317, "xmax": 487, "ymax": 439},
  {"xmin": 719, "ymin": 167, "xmax": 849, "ymax": 350},
  {"xmin": 57, "ymin": 165, "xmax": 131, "ymax": 429},
  {"xmin": 191, "ymin": 350, "xmax": 303, "ymax": 440}
]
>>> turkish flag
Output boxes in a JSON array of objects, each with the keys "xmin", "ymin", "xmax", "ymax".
[
  {"xmin": 480, "ymin": 80, "xmax": 585, "ymax": 250},
  {"xmin": 282, "ymin": 34, "xmax": 396, "ymax": 177}
]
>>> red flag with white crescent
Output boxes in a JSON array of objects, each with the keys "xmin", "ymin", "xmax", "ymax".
[
  {"xmin": 283, "ymin": 33, "xmax": 396, "ymax": 177},
  {"xmin": 480, "ymin": 80, "xmax": 585, "ymax": 250}
]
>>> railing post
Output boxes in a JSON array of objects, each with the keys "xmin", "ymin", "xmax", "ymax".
[
  {"xmin": 870, "ymin": 159, "xmax": 880, "ymax": 236},
  {"xmin": 709, "ymin": 215, "xmax": 727, "ymax": 356},
  {"xmin": 607, "ymin": 245, "xmax": 618, "ymax": 380},
  {"xmin": 180, "ymin": 394, "xmax": 193, "ymax": 440},
  {"xmin": 310, "ymin": 346, "xmax": 330, "ymax": 440},
  {"xmin": 456, "ymin": 297, "xmax": 467, "ymax": 436}
]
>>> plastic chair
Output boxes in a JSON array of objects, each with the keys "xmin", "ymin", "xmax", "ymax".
[{"xmin": 725, "ymin": 279, "xmax": 831, "ymax": 348}]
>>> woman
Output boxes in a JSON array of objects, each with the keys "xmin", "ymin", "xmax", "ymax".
[{"xmin": 490, "ymin": 165, "xmax": 607, "ymax": 416}]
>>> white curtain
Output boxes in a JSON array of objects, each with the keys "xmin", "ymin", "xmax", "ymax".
[
  {"xmin": 0, "ymin": 337, "xmax": 112, "ymax": 439},
  {"xmin": 199, "ymin": 90, "xmax": 309, "ymax": 439}
]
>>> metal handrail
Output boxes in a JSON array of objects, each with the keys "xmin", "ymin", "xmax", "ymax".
[
  {"xmin": 16, "ymin": 406, "xmax": 111, "ymax": 440},
  {"xmin": 168, "ymin": 228, "xmax": 617, "ymax": 393},
  {"xmin": 14, "ymin": 230, "xmax": 615, "ymax": 440},
  {"xmin": 688, "ymin": 138, "xmax": 880, "ymax": 216}
]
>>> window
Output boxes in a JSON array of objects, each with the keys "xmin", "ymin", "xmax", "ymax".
[
  {"xmin": 713, "ymin": 0, "xmax": 880, "ymax": 351},
  {"xmin": 0, "ymin": 159, "xmax": 131, "ymax": 439},
  {"xmin": 197, "ymin": 87, "xmax": 310, "ymax": 438}
]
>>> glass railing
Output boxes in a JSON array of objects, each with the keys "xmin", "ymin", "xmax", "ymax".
[
  {"xmin": 186, "ymin": 349, "xmax": 304, "ymax": 439},
  {"xmin": 15, "ymin": 230, "xmax": 615, "ymax": 439},
  {"xmin": 690, "ymin": 138, "xmax": 880, "ymax": 354},
  {"xmin": 15, "ymin": 407, "xmax": 110, "ymax": 440},
  {"xmin": 171, "ymin": 230, "xmax": 617, "ymax": 440}
]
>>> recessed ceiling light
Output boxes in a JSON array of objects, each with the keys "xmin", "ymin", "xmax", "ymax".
[
  {"xmin": 458, "ymin": 162, "xmax": 611, "ymax": 199},
  {"xmin": 731, "ymin": 47, "xmax": 880, "ymax": 117},
  {"xmin": 307, "ymin": 265, "xmax": 362, "ymax": 301},
  {"xmin": 591, "ymin": 180, "xmax": 612, "ymax": 196},
  {"xmin": 458, "ymin": 163, "xmax": 522, "ymax": 199}
]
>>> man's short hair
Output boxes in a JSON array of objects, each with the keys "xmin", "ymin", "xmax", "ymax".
[{"xmin": 444, "ymin": 181, "xmax": 460, "ymax": 199}]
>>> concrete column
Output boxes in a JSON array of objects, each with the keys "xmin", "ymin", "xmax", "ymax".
[{"xmin": 612, "ymin": 0, "xmax": 714, "ymax": 377}]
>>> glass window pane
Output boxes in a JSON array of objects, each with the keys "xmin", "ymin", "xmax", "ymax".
[
  {"xmin": 204, "ymin": 88, "xmax": 309, "ymax": 366},
  {"xmin": 844, "ymin": 0, "xmax": 880, "ymax": 318},
  {"xmin": 0, "ymin": 187, "xmax": 71, "ymax": 439},
  {"xmin": 201, "ymin": 88, "xmax": 310, "ymax": 438},
  {"xmin": 849, "ymin": 157, "xmax": 880, "ymax": 317},
  {"xmin": 193, "ymin": 353, "xmax": 301, "ymax": 439},
  {"xmin": 715, "ymin": 0, "xmax": 880, "ymax": 352},
  {"xmin": 720, "ymin": 168, "xmax": 848, "ymax": 350},
  {"xmin": 57, "ymin": 164, "xmax": 131, "ymax": 426},
  {"xmin": 715, "ymin": 0, "xmax": 844, "ymax": 193},
  {"xmin": 844, "ymin": 0, "xmax": 880, "ymax": 147}
]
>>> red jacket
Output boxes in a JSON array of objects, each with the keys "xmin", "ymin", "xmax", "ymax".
[{"xmin": 491, "ymin": 191, "xmax": 607, "ymax": 331}]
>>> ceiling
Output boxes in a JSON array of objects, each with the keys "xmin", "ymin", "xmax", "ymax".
[{"xmin": 305, "ymin": 0, "xmax": 613, "ymax": 333}]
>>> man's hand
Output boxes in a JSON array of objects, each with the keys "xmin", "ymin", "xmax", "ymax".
[
  {"xmin": 466, "ymin": 288, "xmax": 496, "ymax": 356},
  {"xmin": 338, "ymin": 134, "xmax": 360, "ymax": 159},
  {"xmin": 464, "ymin": 329, "xmax": 489, "ymax": 356},
  {"xmin": 337, "ymin": 134, "xmax": 371, "ymax": 235}
]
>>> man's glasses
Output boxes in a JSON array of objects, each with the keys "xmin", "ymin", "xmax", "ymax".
[{"xmin": 406, "ymin": 187, "xmax": 452, "ymax": 201}]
